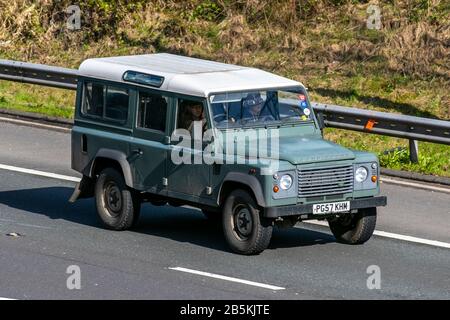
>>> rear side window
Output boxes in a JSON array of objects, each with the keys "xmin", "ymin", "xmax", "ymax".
[
  {"xmin": 83, "ymin": 83, "xmax": 104, "ymax": 117},
  {"xmin": 137, "ymin": 91, "xmax": 168, "ymax": 133},
  {"xmin": 105, "ymin": 87, "xmax": 129, "ymax": 121},
  {"xmin": 82, "ymin": 82, "xmax": 129, "ymax": 122}
]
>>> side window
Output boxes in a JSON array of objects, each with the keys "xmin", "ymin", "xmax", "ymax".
[
  {"xmin": 83, "ymin": 82, "xmax": 104, "ymax": 117},
  {"xmin": 137, "ymin": 91, "xmax": 168, "ymax": 133},
  {"xmin": 105, "ymin": 86, "xmax": 129, "ymax": 121},
  {"xmin": 82, "ymin": 82, "xmax": 129, "ymax": 122},
  {"xmin": 176, "ymin": 99, "xmax": 207, "ymax": 132}
]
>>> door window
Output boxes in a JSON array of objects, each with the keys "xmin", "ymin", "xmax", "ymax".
[{"xmin": 136, "ymin": 91, "xmax": 168, "ymax": 133}]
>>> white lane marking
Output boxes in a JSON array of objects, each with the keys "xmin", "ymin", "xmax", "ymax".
[
  {"xmin": 381, "ymin": 176, "xmax": 450, "ymax": 193},
  {"xmin": 0, "ymin": 164, "xmax": 80, "ymax": 182},
  {"xmin": 302, "ymin": 221, "xmax": 450, "ymax": 249},
  {"xmin": 169, "ymin": 267, "xmax": 285, "ymax": 291},
  {"xmin": 0, "ymin": 218, "xmax": 53, "ymax": 230},
  {"xmin": 372, "ymin": 230, "xmax": 450, "ymax": 249},
  {"xmin": 16, "ymin": 223, "xmax": 53, "ymax": 230},
  {"xmin": 0, "ymin": 297, "xmax": 16, "ymax": 300},
  {"xmin": 1, "ymin": 163, "xmax": 449, "ymax": 249},
  {"xmin": 0, "ymin": 116, "xmax": 71, "ymax": 132}
]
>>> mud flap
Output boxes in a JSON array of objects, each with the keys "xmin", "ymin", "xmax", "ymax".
[{"xmin": 68, "ymin": 175, "xmax": 95, "ymax": 203}]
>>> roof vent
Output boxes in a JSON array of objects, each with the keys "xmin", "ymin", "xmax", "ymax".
[{"xmin": 123, "ymin": 70, "xmax": 164, "ymax": 88}]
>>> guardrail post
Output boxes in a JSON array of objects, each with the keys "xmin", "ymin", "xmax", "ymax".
[{"xmin": 409, "ymin": 139, "xmax": 419, "ymax": 163}]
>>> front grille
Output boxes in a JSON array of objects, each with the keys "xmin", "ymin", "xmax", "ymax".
[{"xmin": 298, "ymin": 165, "xmax": 354, "ymax": 197}]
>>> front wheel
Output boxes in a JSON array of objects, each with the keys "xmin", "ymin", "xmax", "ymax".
[
  {"xmin": 95, "ymin": 167, "xmax": 141, "ymax": 230},
  {"xmin": 327, "ymin": 207, "xmax": 377, "ymax": 244},
  {"xmin": 222, "ymin": 189, "xmax": 273, "ymax": 255}
]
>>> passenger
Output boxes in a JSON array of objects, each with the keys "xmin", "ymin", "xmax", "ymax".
[{"xmin": 178, "ymin": 100, "xmax": 207, "ymax": 134}]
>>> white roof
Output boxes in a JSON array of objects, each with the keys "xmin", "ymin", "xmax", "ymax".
[{"xmin": 78, "ymin": 53, "xmax": 303, "ymax": 97}]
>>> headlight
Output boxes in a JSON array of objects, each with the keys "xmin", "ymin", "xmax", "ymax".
[
  {"xmin": 279, "ymin": 174, "xmax": 293, "ymax": 190},
  {"xmin": 355, "ymin": 166, "xmax": 368, "ymax": 183}
]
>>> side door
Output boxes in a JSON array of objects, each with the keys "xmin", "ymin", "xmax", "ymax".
[
  {"xmin": 166, "ymin": 96, "xmax": 211, "ymax": 199},
  {"xmin": 130, "ymin": 89, "xmax": 170, "ymax": 194}
]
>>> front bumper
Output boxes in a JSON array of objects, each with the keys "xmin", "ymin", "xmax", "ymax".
[{"xmin": 264, "ymin": 196, "xmax": 387, "ymax": 218}]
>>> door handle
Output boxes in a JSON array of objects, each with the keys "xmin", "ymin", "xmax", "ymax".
[{"xmin": 132, "ymin": 149, "xmax": 143, "ymax": 156}]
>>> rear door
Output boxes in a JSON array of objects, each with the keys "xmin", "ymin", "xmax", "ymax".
[{"xmin": 130, "ymin": 89, "xmax": 170, "ymax": 194}]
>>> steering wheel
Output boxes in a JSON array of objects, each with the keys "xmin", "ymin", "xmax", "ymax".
[{"xmin": 213, "ymin": 113, "xmax": 226, "ymax": 122}]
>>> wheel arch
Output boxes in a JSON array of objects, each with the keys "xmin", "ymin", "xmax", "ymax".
[
  {"xmin": 218, "ymin": 172, "xmax": 266, "ymax": 207},
  {"xmin": 88, "ymin": 149, "xmax": 134, "ymax": 187}
]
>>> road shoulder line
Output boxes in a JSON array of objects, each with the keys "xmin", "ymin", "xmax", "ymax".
[{"xmin": 303, "ymin": 221, "xmax": 450, "ymax": 249}]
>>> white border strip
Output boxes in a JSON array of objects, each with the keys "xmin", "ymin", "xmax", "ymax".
[
  {"xmin": 0, "ymin": 297, "xmax": 16, "ymax": 300},
  {"xmin": 303, "ymin": 221, "xmax": 450, "ymax": 249},
  {"xmin": 0, "ymin": 164, "xmax": 80, "ymax": 182},
  {"xmin": 169, "ymin": 267, "xmax": 285, "ymax": 291}
]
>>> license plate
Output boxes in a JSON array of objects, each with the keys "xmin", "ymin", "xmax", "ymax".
[{"xmin": 312, "ymin": 201, "xmax": 350, "ymax": 215}]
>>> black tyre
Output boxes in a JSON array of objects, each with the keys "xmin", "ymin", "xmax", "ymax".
[
  {"xmin": 222, "ymin": 189, "xmax": 273, "ymax": 255},
  {"xmin": 328, "ymin": 207, "xmax": 377, "ymax": 244},
  {"xmin": 95, "ymin": 167, "xmax": 141, "ymax": 230}
]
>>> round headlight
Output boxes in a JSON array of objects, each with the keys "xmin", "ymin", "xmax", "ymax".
[
  {"xmin": 355, "ymin": 166, "xmax": 368, "ymax": 183},
  {"xmin": 279, "ymin": 174, "xmax": 293, "ymax": 190}
]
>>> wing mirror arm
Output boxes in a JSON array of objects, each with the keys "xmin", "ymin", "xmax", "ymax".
[{"xmin": 316, "ymin": 112, "xmax": 325, "ymax": 136}]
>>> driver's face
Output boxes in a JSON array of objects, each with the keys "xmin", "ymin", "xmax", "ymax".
[{"xmin": 250, "ymin": 102, "xmax": 263, "ymax": 115}]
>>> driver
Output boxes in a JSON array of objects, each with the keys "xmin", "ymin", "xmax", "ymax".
[{"xmin": 242, "ymin": 92, "xmax": 274, "ymax": 121}]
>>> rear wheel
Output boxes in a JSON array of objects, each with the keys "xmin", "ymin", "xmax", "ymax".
[
  {"xmin": 95, "ymin": 167, "xmax": 141, "ymax": 230},
  {"xmin": 327, "ymin": 207, "xmax": 377, "ymax": 244},
  {"xmin": 222, "ymin": 189, "xmax": 273, "ymax": 255}
]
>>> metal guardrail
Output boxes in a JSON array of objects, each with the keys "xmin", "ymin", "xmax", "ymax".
[
  {"xmin": 312, "ymin": 103, "xmax": 450, "ymax": 145},
  {"xmin": 311, "ymin": 103, "xmax": 450, "ymax": 162},
  {"xmin": 0, "ymin": 59, "xmax": 449, "ymax": 162},
  {"xmin": 0, "ymin": 59, "xmax": 78, "ymax": 90}
]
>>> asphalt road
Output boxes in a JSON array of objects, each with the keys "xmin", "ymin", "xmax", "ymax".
[{"xmin": 0, "ymin": 121, "xmax": 449, "ymax": 299}]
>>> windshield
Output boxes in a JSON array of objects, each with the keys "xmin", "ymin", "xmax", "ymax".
[{"xmin": 209, "ymin": 88, "xmax": 313, "ymax": 128}]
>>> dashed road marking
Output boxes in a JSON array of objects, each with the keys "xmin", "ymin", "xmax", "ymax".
[{"xmin": 169, "ymin": 267, "xmax": 285, "ymax": 291}]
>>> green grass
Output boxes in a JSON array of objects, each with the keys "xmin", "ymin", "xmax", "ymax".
[{"xmin": 0, "ymin": 82, "xmax": 75, "ymax": 118}]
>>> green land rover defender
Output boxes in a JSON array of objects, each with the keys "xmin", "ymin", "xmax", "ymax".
[{"xmin": 69, "ymin": 53, "xmax": 387, "ymax": 255}]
